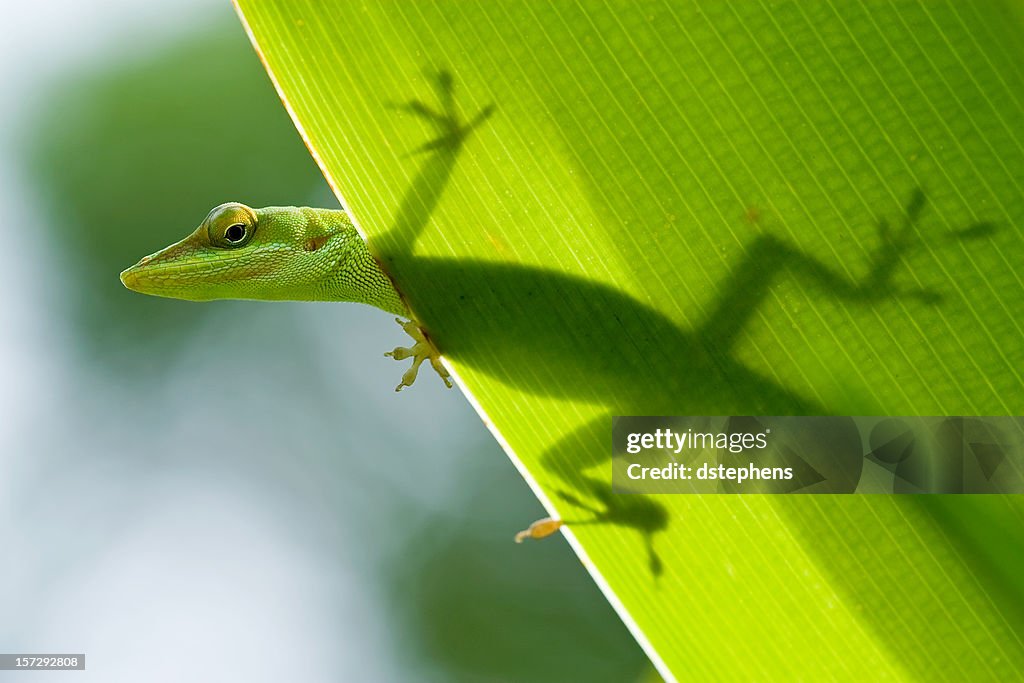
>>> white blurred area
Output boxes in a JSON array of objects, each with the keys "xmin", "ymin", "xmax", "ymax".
[{"xmin": 0, "ymin": 2, "xmax": 476, "ymax": 680}]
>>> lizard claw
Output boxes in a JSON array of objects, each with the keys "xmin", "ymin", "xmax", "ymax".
[{"xmin": 385, "ymin": 318, "xmax": 453, "ymax": 391}]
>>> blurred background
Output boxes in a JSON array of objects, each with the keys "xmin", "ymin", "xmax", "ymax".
[{"xmin": 0, "ymin": 1, "xmax": 650, "ymax": 680}]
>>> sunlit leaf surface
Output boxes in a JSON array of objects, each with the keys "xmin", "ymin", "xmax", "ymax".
[{"xmin": 235, "ymin": 1, "xmax": 1024, "ymax": 679}]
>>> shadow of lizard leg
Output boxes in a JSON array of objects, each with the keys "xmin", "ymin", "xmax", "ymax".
[
  {"xmin": 557, "ymin": 475, "xmax": 668, "ymax": 579},
  {"xmin": 373, "ymin": 70, "xmax": 493, "ymax": 388},
  {"xmin": 694, "ymin": 189, "xmax": 996, "ymax": 354},
  {"xmin": 513, "ymin": 414, "xmax": 668, "ymax": 579},
  {"xmin": 378, "ymin": 69, "xmax": 494, "ymax": 259}
]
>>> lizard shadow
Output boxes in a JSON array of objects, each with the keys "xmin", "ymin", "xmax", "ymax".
[{"xmin": 374, "ymin": 70, "xmax": 998, "ymax": 569}]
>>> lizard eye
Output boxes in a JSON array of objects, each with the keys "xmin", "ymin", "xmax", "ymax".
[
  {"xmin": 205, "ymin": 203, "xmax": 257, "ymax": 248},
  {"xmin": 224, "ymin": 223, "xmax": 246, "ymax": 243}
]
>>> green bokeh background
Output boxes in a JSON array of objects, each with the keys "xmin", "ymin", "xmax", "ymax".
[{"xmin": 2, "ymin": 4, "xmax": 649, "ymax": 681}]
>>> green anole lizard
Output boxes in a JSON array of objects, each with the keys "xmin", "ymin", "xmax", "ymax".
[{"xmin": 120, "ymin": 202, "xmax": 452, "ymax": 392}]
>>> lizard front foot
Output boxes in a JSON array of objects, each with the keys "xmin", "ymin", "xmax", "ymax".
[
  {"xmin": 514, "ymin": 517, "xmax": 564, "ymax": 543},
  {"xmin": 385, "ymin": 318, "xmax": 453, "ymax": 392}
]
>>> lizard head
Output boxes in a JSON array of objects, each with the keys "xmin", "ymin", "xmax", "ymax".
[{"xmin": 120, "ymin": 203, "xmax": 360, "ymax": 301}]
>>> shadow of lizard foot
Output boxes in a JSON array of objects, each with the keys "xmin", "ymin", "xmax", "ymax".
[
  {"xmin": 864, "ymin": 189, "xmax": 1000, "ymax": 304},
  {"xmin": 882, "ymin": 188, "xmax": 999, "ymax": 254},
  {"xmin": 389, "ymin": 68, "xmax": 494, "ymax": 154},
  {"xmin": 555, "ymin": 477, "xmax": 669, "ymax": 579},
  {"xmin": 513, "ymin": 473, "xmax": 668, "ymax": 579}
]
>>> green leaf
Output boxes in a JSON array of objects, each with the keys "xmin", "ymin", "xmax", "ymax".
[{"xmin": 234, "ymin": 1, "xmax": 1024, "ymax": 679}]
